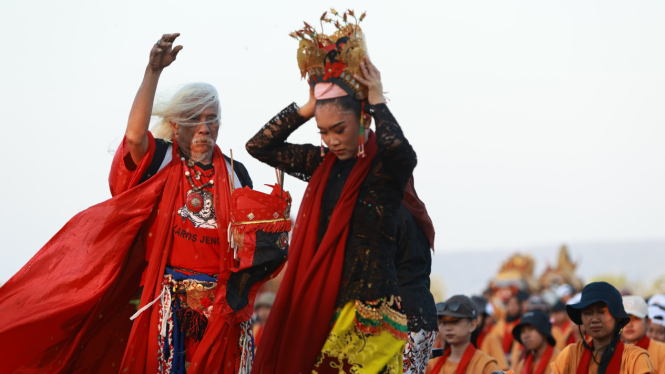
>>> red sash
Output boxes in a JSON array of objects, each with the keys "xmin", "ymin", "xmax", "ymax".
[
  {"xmin": 477, "ymin": 329, "xmax": 487, "ymax": 349},
  {"xmin": 577, "ymin": 341, "xmax": 624, "ymax": 374},
  {"xmin": 503, "ymin": 319, "xmax": 520, "ymax": 352},
  {"xmin": 251, "ymin": 132, "xmax": 378, "ymax": 374},
  {"xmin": 635, "ymin": 336, "xmax": 650, "ymax": 350},
  {"xmin": 522, "ymin": 345, "xmax": 553, "ymax": 374},
  {"xmin": 431, "ymin": 343, "xmax": 477, "ymax": 374}
]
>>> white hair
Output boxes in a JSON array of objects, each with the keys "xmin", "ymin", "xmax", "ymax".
[{"xmin": 150, "ymin": 82, "xmax": 221, "ymax": 140}]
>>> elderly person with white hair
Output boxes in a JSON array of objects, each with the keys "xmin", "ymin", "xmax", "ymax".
[{"xmin": 0, "ymin": 33, "xmax": 281, "ymax": 374}]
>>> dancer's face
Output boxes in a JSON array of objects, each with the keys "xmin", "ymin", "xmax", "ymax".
[
  {"xmin": 315, "ymin": 104, "xmax": 369, "ymax": 161},
  {"xmin": 172, "ymin": 106, "xmax": 220, "ymax": 162}
]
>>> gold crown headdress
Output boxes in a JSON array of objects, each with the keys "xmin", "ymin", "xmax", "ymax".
[{"xmin": 290, "ymin": 9, "xmax": 369, "ymax": 100}]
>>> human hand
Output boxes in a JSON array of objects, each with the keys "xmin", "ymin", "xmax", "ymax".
[
  {"xmin": 353, "ymin": 57, "xmax": 385, "ymax": 105},
  {"xmin": 298, "ymin": 86, "xmax": 316, "ymax": 119},
  {"xmin": 148, "ymin": 33, "xmax": 183, "ymax": 71}
]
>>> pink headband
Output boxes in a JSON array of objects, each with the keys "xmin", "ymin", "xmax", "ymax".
[{"xmin": 314, "ymin": 83, "xmax": 348, "ymax": 100}]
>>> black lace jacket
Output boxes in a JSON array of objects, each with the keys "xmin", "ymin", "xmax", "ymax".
[
  {"xmin": 246, "ymin": 103, "xmax": 417, "ymax": 309},
  {"xmin": 395, "ymin": 205, "xmax": 438, "ymax": 332}
]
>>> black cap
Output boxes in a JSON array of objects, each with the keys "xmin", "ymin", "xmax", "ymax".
[
  {"xmin": 552, "ymin": 300, "xmax": 566, "ymax": 312},
  {"xmin": 512, "ymin": 310, "xmax": 556, "ymax": 347},
  {"xmin": 517, "ymin": 290, "xmax": 530, "ymax": 303},
  {"xmin": 566, "ymin": 282, "xmax": 630, "ymax": 328},
  {"xmin": 471, "ymin": 295, "xmax": 489, "ymax": 316},
  {"xmin": 437, "ymin": 295, "xmax": 478, "ymax": 319}
]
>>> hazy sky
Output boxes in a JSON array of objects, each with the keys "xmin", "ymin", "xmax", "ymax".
[{"xmin": 1, "ymin": 0, "xmax": 664, "ymax": 281}]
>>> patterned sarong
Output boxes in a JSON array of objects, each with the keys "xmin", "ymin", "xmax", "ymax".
[
  {"xmin": 403, "ymin": 329, "xmax": 437, "ymax": 374},
  {"xmin": 156, "ymin": 268, "xmax": 253, "ymax": 374},
  {"xmin": 313, "ymin": 300, "xmax": 407, "ymax": 374}
]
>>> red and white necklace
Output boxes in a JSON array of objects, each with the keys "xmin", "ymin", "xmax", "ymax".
[{"xmin": 181, "ymin": 156, "xmax": 214, "ymax": 213}]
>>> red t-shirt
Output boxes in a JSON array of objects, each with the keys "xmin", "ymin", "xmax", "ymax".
[{"xmin": 145, "ymin": 162, "xmax": 221, "ymax": 276}]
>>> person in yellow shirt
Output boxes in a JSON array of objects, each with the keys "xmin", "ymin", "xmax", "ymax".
[
  {"xmin": 622, "ymin": 295, "xmax": 665, "ymax": 373},
  {"xmin": 472, "ymin": 295, "xmax": 510, "ymax": 370},
  {"xmin": 552, "ymin": 301, "xmax": 576, "ymax": 351},
  {"xmin": 510, "ymin": 310, "xmax": 559, "ymax": 374},
  {"xmin": 647, "ymin": 295, "xmax": 665, "ymax": 343},
  {"xmin": 490, "ymin": 290, "xmax": 529, "ymax": 368},
  {"xmin": 550, "ymin": 282, "xmax": 654, "ymax": 374},
  {"xmin": 426, "ymin": 296, "xmax": 500, "ymax": 374}
]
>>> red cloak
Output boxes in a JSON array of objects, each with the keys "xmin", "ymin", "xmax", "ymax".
[{"xmin": 0, "ymin": 134, "xmax": 256, "ymax": 373}]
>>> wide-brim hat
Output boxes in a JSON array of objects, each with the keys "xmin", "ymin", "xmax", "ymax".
[
  {"xmin": 512, "ymin": 310, "xmax": 556, "ymax": 347},
  {"xmin": 566, "ymin": 282, "xmax": 630, "ymax": 328}
]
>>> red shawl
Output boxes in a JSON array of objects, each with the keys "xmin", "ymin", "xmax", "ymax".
[
  {"xmin": 0, "ymin": 134, "xmax": 241, "ymax": 373},
  {"xmin": 402, "ymin": 176, "xmax": 435, "ymax": 250},
  {"xmin": 635, "ymin": 335, "xmax": 650, "ymax": 350},
  {"xmin": 577, "ymin": 340, "xmax": 624, "ymax": 374},
  {"xmin": 430, "ymin": 343, "xmax": 477, "ymax": 374},
  {"xmin": 251, "ymin": 132, "xmax": 378, "ymax": 374},
  {"xmin": 522, "ymin": 345, "xmax": 554, "ymax": 374}
]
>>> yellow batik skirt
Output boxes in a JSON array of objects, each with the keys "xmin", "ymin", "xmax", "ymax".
[{"xmin": 313, "ymin": 298, "xmax": 408, "ymax": 374}]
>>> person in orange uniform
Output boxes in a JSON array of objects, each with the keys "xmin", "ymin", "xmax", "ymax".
[
  {"xmin": 427, "ymin": 296, "xmax": 500, "ymax": 374},
  {"xmin": 622, "ymin": 295, "xmax": 665, "ymax": 373},
  {"xmin": 647, "ymin": 305, "xmax": 665, "ymax": 343},
  {"xmin": 551, "ymin": 282, "xmax": 655, "ymax": 374},
  {"xmin": 511, "ymin": 310, "xmax": 559, "ymax": 374},
  {"xmin": 552, "ymin": 301, "xmax": 576, "ymax": 351},
  {"xmin": 491, "ymin": 290, "xmax": 529, "ymax": 361},
  {"xmin": 473, "ymin": 295, "xmax": 510, "ymax": 370},
  {"xmin": 647, "ymin": 295, "xmax": 665, "ymax": 343}
]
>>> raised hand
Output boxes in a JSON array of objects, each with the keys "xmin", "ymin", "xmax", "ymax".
[
  {"xmin": 353, "ymin": 57, "xmax": 385, "ymax": 105},
  {"xmin": 298, "ymin": 86, "xmax": 316, "ymax": 119},
  {"xmin": 149, "ymin": 33, "xmax": 183, "ymax": 71}
]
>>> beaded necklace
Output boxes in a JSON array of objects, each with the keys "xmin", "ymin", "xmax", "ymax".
[{"xmin": 181, "ymin": 156, "xmax": 214, "ymax": 213}]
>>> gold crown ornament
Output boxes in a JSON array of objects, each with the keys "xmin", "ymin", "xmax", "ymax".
[{"xmin": 290, "ymin": 9, "xmax": 369, "ymax": 101}]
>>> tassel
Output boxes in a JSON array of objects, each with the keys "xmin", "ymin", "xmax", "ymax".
[
  {"xmin": 177, "ymin": 308, "xmax": 209, "ymax": 342},
  {"xmin": 358, "ymin": 102, "xmax": 366, "ymax": 158},
  {"xmin": 320, "ymin": 138, "xmax": 325, "ymax": 157}
]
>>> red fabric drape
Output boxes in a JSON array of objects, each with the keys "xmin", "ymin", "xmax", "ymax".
[
  {"xmin": 0, "ymin": 136, "xmax": 160, "ymax": 373},
  {"xmin": 430, "ymin": 343, "xmax": 477, "ymax": 374},
  {"xmin": 0, "ymin": 135, "xmax": 242, "ymax": 374},
  {"xmin": 522, "ymin": 345, "xmax": 553, "ymax": 374},
  {"xmin": 402, "ymin": 176, "xmax": 435, "ymax": 250},
  {"xmin": 251, "ymin": 132, "xmax": 378, "ymax": 374},
  {"xmin": 577, "ymin": 341, "xmax": 624, "ymax": 374}
]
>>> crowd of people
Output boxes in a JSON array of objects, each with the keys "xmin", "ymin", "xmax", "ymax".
[
  {"xmin": 423, "ymin": 283, "xmax": 665, "ymax": 374},
  {"xmin": 0, "ymin": 8, "xmax": 661, "ymax": 374}
]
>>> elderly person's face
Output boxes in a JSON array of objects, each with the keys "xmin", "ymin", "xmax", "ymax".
[{"xmin": 172, "ymin": 105, "xmax": 220, "ymax": 162}]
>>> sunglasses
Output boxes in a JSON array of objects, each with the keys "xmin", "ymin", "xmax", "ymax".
[{"xmin": 438, "ymin": 301, "xmax": 476, "ymax": 315}]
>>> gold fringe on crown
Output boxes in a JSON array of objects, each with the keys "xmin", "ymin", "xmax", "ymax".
[{"xmin": 290, "ymin": 9, "xmax": 369, "ymax": 100}]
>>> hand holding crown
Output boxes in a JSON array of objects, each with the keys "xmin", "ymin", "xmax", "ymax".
[{"xmin": 354, "ymin": 57, "xmax": 385, "ymax": 105}]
